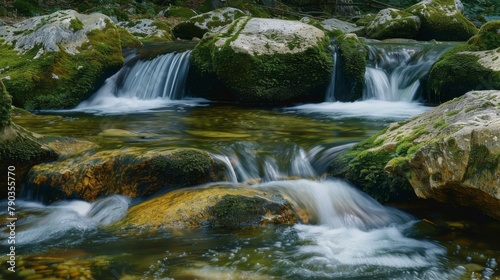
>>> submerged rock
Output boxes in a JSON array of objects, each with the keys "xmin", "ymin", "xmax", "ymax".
[
  {"xmin": 0, "ymin": 10, "xmax": 133, "ymax": 110},
  {"xmin": 114, "ymin": 185, "xmax": 295, "ymax": 228},
  {"xmin": 25, "ymin": 148, "xmax": 226, "ymax": 202},
  {"xmin": 428, "ymin": 21, "xmax": 500, "ymax": 103},
  {"xmin": 365, "ymin": 8, "xmax": 421, "ymax": 40},
  {"xmin": 330, "ymin": 90, "xmax": 500, "ymax": 220},
  {"xmin": 189, "ymin": 17, "xmax": 333, "ymax": 104},
  {"xmin": 405, "ymin": 0, "xmax": 477, "ymax": 41}
]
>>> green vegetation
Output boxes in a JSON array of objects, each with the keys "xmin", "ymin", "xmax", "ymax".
[
  {"xmin": 1, "ymin": 19, "xmax": 124, "ymax": 110},
  {"xmin": 0, "ymin": 80, "xmax": 12, "ymax": 127},
  {"xmin": 334, "ymin": 34, "xmax": 367, "ymax": 101},
  {"xmin": 69, "ymin": 18, "xmax": 83, "ymax": 32}
]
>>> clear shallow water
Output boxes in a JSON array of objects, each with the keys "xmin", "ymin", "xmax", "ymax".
[{"xmin": 5, "ymin": 103, "xmax": 500, "ymax": 279}]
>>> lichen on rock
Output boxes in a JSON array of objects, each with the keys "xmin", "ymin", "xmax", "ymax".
[
  {"xmin": 24, "ymin": 147, "xmax": 227, "ymax": 202},
  {"xmin": 366, "ymin": 8, "xmax": 421, "ymax": 40},
  {"xmin": 330, "ymin": 90, "xmax": 500, "ymax": 220}
]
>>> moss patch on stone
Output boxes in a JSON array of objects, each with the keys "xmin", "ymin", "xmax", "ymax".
[
  {"xmin": 1, "ymin": 20, "xmax": 124, "ymax": 110},
  {"xmin": 334, "ymin": 34, "xmax": 367, "ymax": 102},
  {"xmin": 467, "ymin": 20, "xmax": 500, "ymax": 51},
  {"xmin": 0, "ymin": 80, "xmax": 12, "ymax": 127}
]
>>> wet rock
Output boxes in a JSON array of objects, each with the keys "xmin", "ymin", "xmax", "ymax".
[
  {"xmin": 172, "ymin": 7, "xmax": 245, "ymax": 40},
  {"xmin": 365, "ymin": 8, "xmax": 421, "ymax": 40},
  {"xmin": 25, "ymin": 148, "xmax": 227, "ymax": 202},
  {"xmin": 0, "ymin": 80, "xmax": 58, "ymax": 198},
  {"xmin": 428, "ymin": 20, "xmax": 500, "ymax": 103},
  {"xmin": 114, "ymin": 185, "xmax": 295, "ymax": 228},
  {"xmin": 189, "ymin": 17, "xmax": 333, "ymax": 105},
  {"xmin": 0, "ymin": 10, "xmax": 134, "ymax": 110},
  {"xmin": 405, "ymin": 0, "xmax": 477, "ymax": 41},
  {"xmin": 330, "ymin": 90, "xmax": 500, "ymax": 220}
]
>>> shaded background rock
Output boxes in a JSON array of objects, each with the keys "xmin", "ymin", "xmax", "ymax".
[
  {"xmin": 428, "ymin": 20, "xmax": 500, "ymax": 103},
  {"xmin": 365, "ymin": 8, "xmax": 421, "ymax": 40}
]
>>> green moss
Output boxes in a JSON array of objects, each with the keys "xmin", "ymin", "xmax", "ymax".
[
  {"xmin": 151, "ymin": 149, "xmax": 213, "ymax": 186},
  {"xmin": 117, "ymin": 27, "xmax": 142, "ymax": 49},
  {"xmin": 1, "ymin": 21, "xmax": 124, "ymax": 110},
  {"xmin": 0, "ymin": 7, "xmax": 7, "ymax": 16},
  {"xmin": 445, "ymin": 110, "xmax": 459, "ymax": 116},
  {"xmin": 164, "ymin": 6, "xmax": 197, "ymax": 18},
  {"xmin": 189, "ymin": 17, "xmax": 333, "ymax": 104},
  {"xmin": 69, "ymin": 18, "xmax": 84, "ymax": 32},
  {"xmin": 355, "ymin": 13, "xmax": 376, "ymax": 27},
  {"xmin": 334, "ymin": 34, "xmax": 367, "ymax": 101},
  {"xmin": 428, "ymin": 44, "xmax": 500, "ymax": 103},
  {"xmin": 406, "ymin": 0, "xmax": 478, "ymax": 41},
  {"xmin": 0, "ymin": 80, "xmax": 12, "ymax": 127},
  {"xmin": 467, "ymin": 20, "xmax": 500, "ymax": 51},
  {"xmin": 13, "ymin": 0, "xmax": 41, "ymax": 17},
  {"xmin": 433, "ymin": 118, "xmax": 447, "ymax": 129}
]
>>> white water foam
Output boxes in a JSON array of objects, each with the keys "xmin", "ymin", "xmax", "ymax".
[
  {"xmin": 291, "ymin": 100, "xmax": 430, "ymax": 121},
  {"xmin": 3, "ymin": 195, "xmax": 130, "ymax": 245}
]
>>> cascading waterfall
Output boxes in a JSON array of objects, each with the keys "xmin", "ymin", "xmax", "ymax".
[
  {"xmin": 75, "ymin": 51, "xmax": 194, "ymax": 112},
  {"xmin": 363, "ymin": 41, "xmax": 454, "ymax": 102},
  {"xmin": 325, "ymin": 45, "xmax": 339, "ymax": 102}
]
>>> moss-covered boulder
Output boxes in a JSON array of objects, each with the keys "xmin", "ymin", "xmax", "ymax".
[
  {"xmin": 189, "ymin": 17, "xmax": 333, "ymax": 104},
  {"xmin": 320, "ymin": 17, "xmax": 363, "ymax": 37},
  {"xmin": 172, "ymin": 7, "xmax": 246, "ymax": 40},
  {"xmin": 118, "ymin": 19, "xmax": 173, "ymax": 42},
  {"xmin": 427, "ymin": 21, "xmax": 500, "ymax": 103},
  {"xmin": 114, "ymin": 185, "xmax": 296, "ymax": 229},
  {"xmin": 330, "ymin": 90, "xmax": 500, "ymax": 220},
  {"xmin": 0, "ymin": 80, "xmax": 58, "ymax": 198},
  {"xmin": 333, "ymin": 33, "xmax": 367, "ymax": 102},
  {"xmin": 366, "ymin": 8, "xmax": 421, "ymax": 40},
  {"xmin": 25, "ymin": 148, "xmax": 226, "ymax": 203},
  {"xmin": 406, "ymin": 0, "xmax": 478, "ymax": 41},
  {"xmin": 0, "ymin": 10, "xmax": 131, "ymax": 110}
]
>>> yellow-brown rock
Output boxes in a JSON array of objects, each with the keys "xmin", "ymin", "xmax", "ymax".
[
  {"xmin": 25, "ymin": 148, "xmax": 226, "ymax": 202},
  {"xmin": 115, "ymin": 185, "xmax": 296, "ymax": 228}
]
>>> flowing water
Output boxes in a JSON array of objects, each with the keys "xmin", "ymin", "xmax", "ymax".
[{"xmin": 2, "ymin": 43, "xmax": 499, "ymax": 279}]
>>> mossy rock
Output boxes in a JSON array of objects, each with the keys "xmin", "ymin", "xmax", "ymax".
[
  {"xmin": 188, "ymin": 17, "xmax": 333, "ymax": 105},
  {"xmin": 329, "ymin": 90, "xmax": 500, "ymax": 220},
  {"xmin": 0, "ymin": 124, "xmax": 58, "ymax": 198},
  {"xmin": 0, "ymin": 10, "xmax": 129, "ymax": 110},
  {"xmin": 113, "ymin": 185, "xmax": 296, "ymax": 229},
  {"xmin": 0, "ymin": 80, "xmax": 11, "ymax": 127},
  {"xmin": 25, "ymin": 147, "xmax": 227, "ymax": 203},
  {"xmin": 333, "ymin": 33, "xmax": 367, "ymax": 102},
  {"xmin": 172, "ymin": 7, "xmax": 246, "ymax": 40},
  {"xmin": 118, "ymin": 19, "xmax": 173, "ymax": 43},
  {"xmin": 366, "ymin": 8, "xmax": 421, "ymax": 40},
  {"xmin": 467, "ymin": 20, "xmax": 500, "ymax": 51},
  {"xmin": 406, "ymin": 0, "xmax": 478, "ymax": 41},
  {"xmin": 427, "ymin": 40, "xmax": 500, "ymax": 103},
  {"xmin": 161, "ymin": 6, "xmax": 197, "ymax": 19}
]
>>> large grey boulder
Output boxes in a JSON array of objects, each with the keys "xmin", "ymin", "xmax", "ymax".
[
  {"xmin": 189, "ymin": 17, "xmax": 333, "ymax": 104},
  {"xmin": 330, "ymin": 90, "xmax": 500, "ymax": 220}
]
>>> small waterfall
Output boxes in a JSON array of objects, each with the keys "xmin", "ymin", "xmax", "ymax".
[
  {"xmin": 75, "ymin": 51, "xmax": 193, "ymax": 112},
  {"xmin": 212, "ymin": 142, "xmax": 355, "ymax": 184},
  {"xmin": 363, "ymin": 42, "xmax": 454, "ymax": 102},
  {"xmin": 325, "ymin": 45, "xmax": 339, "ymax": 102},
  {"xmin": 258, "ymin": 179, "xmax": 413, "ymax": 230}
]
